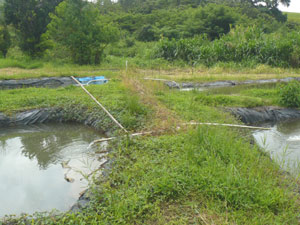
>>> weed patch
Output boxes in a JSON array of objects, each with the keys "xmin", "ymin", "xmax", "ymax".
[{"xmin": 278, "ymin": 80, "xmax": 300, "ymax": 108}]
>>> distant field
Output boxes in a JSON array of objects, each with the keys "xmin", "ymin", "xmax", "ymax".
[{"xmin": 285, "ymin": 12, "xmax": 300, "ymax": 23}]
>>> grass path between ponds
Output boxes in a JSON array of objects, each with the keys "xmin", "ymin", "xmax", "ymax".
[
  {"xmin": 0, "ymin": 80, "xmax": 151, "ymax": 132},
  {"xmin": 2, "ymin": 73, "xmax": 300, "ymax": 224},
  {"xmin": 2, "ymin": 58, "xmax": 300, "ymax": 82}
]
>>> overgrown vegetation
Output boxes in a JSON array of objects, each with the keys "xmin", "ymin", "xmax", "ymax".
[
  {"xmin": 278, "ymin": 80, "xmax": 300, "ymax": 107},
  {"xmin": 46, "ymin": 0, "xmax": 119, "ymax": 65},
  {"xmin": 0, "ymin": 80, "xmax": 149, "ymax": 131},
  {"xmin": 0, "ymin": 0, "xmax": 298, "ymax": 67},
  {"xmin": 2, "ymin": 77, "xmax": 300, "ymax": 224},
  {"xmin": 1, "ymin": 0, "xmax": 300, "ymax": 224},
  {"xmin": 156, "ymin": 25, "xmax": 300, "ymax": 67},
  {"xmin": 4, "ymin": 0, "xmax": 63, "ymax": 56}
]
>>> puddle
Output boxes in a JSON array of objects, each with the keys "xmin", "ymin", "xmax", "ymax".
[
  {"xmin": 0, "ymin": 123, "xmax": 105, "ymax": 217},
  {"xmin": 253, "ymin": 119, "xmax": 300, "ymax": 174}
]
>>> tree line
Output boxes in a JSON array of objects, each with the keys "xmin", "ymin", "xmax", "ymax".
[{"xmin": 0, "ymin": 0, "xmax": 296, "ymax": 65}]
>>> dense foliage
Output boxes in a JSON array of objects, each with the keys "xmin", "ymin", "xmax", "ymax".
[
  {"xmin": 0, "ymin": 25, "xmax": 10, "ymax": 57},
  {"xmin": 278, "ymin": 81, "xmax": 300, "ymax": 107},
  {"xmin": 155, "ymin": 25, "xmax": 300, "ymax": 67},
  {"xmin": 0, "ymin": 0, "xmax": 298, "ymax": 65},
  {"xmin": 4, "ymin": 0, "xmax": 63, "ymax": 56},
  {"xmin": 46, "ymin": 0, "xmax": 119, "ymax": 64}
]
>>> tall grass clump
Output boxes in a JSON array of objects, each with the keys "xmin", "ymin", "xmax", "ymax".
[
  {"xmin": 278, "ymin": 80, "xmax": 300, "ymax": 108},
  {"xmin": 0, "ymin": 58, "xmax": 44, "ymax": 69},
  {"xmin": 155, "ymin": 25, "xmax": 300, "ymax": 68},
  {"xmin": 121, "ymin": 95, "xmax": 149, "ymax": 130},
  {"xmin": 82, "ymin": 127, "xmax": 299, "ymax": 224}
]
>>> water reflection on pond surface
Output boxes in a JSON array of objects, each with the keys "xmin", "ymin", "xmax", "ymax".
[
  {"xmin": 253, "ymin": 119, "xmax": 300, "ymax": 174},
  {"xmin": 0, "ymin": 123, "xmax": 104, "ymax": 217},
  {"xmin": 180, "ymin": 83, "xmax": 277, "ymax": 94}
]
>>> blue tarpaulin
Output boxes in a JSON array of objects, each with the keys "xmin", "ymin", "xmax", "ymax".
[{"xmin": 76, "ymin": 76, "xmax": 108, "ymax": 85}]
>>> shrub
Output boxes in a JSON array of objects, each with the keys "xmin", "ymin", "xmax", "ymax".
[
  {"xmin": 47, "ymin": 0, "xmax": 119, "ymax": 65},
  {"xmin": 0, "ymin": 25, "xmax": 11, "ymax": 58},
  {"xmin": 278, "ymin": 81, "xmax": 300, "ymax": 108},
  {"xmin": 155, "ymin": 26, "xmax": 300, "ymax": 68}
]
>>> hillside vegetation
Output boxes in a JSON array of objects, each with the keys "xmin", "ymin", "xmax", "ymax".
[
  {"xmin": 0, "ymin": 0, "xmax": 297, "ymax": 68},
  {"xmin": 286, "ymin": 11, "xmax": 300, "ymax": 23}
]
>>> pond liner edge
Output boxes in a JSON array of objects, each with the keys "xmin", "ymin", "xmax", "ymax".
[
  {"xmin": 228, "ymin": 106, "xmax": 300, "ymax": 126},
  {"xmin": 164, "ymin": 77, "xmax": 300, "ymax": 89}
]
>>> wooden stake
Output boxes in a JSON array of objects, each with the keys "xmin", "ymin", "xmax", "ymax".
[{"xmin": 71, "ymin": 76, "xmax": 128, "ymax": 133}]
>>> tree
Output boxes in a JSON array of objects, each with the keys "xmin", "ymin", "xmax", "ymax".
[
  {"xmin": 245, "ymin": 0, "xmax": 290, "ymax": 8},
  {"xmin": 186, "ymin": 4, "xmax": 238, "ymax": 39},
  {"xmin": 4, "ymin": 0, "xmax": 63, "ymax": 56},
  {"xmin": 47, "ymin": 0, "xmax": 119, "ymax": 64},
  {"xmin": 220, "ymin": 0, "xmax": 289, "ymax": 22},
  {"xmin": 250, "ymin": 0, "xmax": 289, "ymax": 22},
  {"xmin": 0, "ymin": 25, "xmax": 10, "ymax": 57}
]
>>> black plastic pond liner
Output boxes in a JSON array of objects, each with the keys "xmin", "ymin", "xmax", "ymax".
[
  {"xmin": 229, "ymin": 107, "xmax": 300, "ymax": 125},
  {"xmin": 0, "ymin": 77, "xmax": 75, "ymax": 89},
  {"xmin": 0, "ymin": 108, "xmax": 113, "ymax": 135},
  {"xmin": 164, "ymin": 77, "xmax": 300, "ymax": 89}
]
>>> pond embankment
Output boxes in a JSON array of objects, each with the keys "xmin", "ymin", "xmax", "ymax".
[
  {"xmin": 0, "ymin": 107, "xmax": 119, "ymax": 135},
  {"xmin": 162, "ymin": 76, "xmax": 300, "ymax": 126},
  {"xmin": 229, "ymin": 107, "xmax": 300, "ymax": 125},
  {"xmin": 165, "ymin": 77, "xmax": 300, "ymax": 89},
  {"xmin": 0, "ymin": 77, "xmax": 74, "ymax": 89},
  {"xmin": 2, "ymin": 76, "xmax": 299, "ymax": 90}
]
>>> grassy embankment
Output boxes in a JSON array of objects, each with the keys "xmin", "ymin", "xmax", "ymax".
[
  {"xmin": 1, "ymin": 61, "xmax": 300, "ymax": 224},
  {"xmin": 2, "ymin": 57, "xmax": 300, "ymax": 81},
  {"xmin": 286, "ymin": 12, "xmax": 300, "ymax": 24}
]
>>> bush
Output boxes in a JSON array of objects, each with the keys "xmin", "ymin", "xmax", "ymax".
[
  {"xmin": 47, "ymin": 0, "xmax": 119, "ymax": 65},
  {"xmin": 155, "ymin": 26, "xmax": 300, "ymax": 68},
  {"xmin": 0, "ymin": 25, "xmax": 11, "ymax": 58},
  {"xmin": 278, "ymin": 81, "xmax": 300, "ymax": 108}
]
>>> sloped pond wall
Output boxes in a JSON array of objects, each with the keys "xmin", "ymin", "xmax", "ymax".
[
  {"xmin": 0, "ymin": 108, "xmax": 119, "ymax": 136},
  {"xmin": 229, "ymin": 107, "xmax": 300, "ymax": 125},
  {"xmin": 0, "ymin": 77, "xmax": 75, "ymax": 89},
  {"xmin": 165, "ymin": 77, "xmax": 300, "ymax": 89}
]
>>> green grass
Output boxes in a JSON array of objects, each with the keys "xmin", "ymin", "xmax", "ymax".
[
  {"xmin": 1, "ymin": 73, "xmax": 300, "ymax": 224},
  {"xmin": 0, "ymin": 58, "xmax": 44, "ymax": 69},
  {"xmin": 0, "ymin": 58, "xmax": 121, "ymax": 80},
  {"xmin": 156, "ymin": 86, "xmax": 279, "ymax": 118},
  {"xmin": 7, "ymin": 128, "xmax": 299, "ymax": 224},
  {"xmin": 286, "ymin": 12, "xmax": 300, "ymax": 24},
  {"xmin": 2, "ymin": 56, "xmax": 300, "ymax": 82},
  {"xmin": 0, "ymin": 81, "xmax": 149, "ymax": 132}
]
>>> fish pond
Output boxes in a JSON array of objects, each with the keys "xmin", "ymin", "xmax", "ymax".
[
  {"xmin": 254, "ymin": 119, "xmax": 300, "ymax": 175},
  {"xmin": 0, "ymin": 123, "xmax": 104, "ymax": 217},
  {"xmin": 180, "ymin": 82, "xmax": 277, "ymax": 94}
]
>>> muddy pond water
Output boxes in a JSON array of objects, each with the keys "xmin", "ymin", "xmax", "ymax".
[
  {"xmin": 180, "ymin": 82, "xmax": 277, "ymax": 94},
  {"xmin": 0, "ymin": 123, "xmax": 104, "ymax": 217},
  {"xmin": 253, "ymin": 119, "xmax": 300, "ymax": 174}
]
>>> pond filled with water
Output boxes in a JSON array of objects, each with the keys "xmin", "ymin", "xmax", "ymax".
[
  {"xmin": 253, "ymin": 119, "xmax": 300, "ymax": 174},
  {"xmin": 180, "ymin": 83, "xmax": 277, "ymax": 94},
  {"xmin": 0, "ymin": 123, "xmax": 104, "ymax": 217}
]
